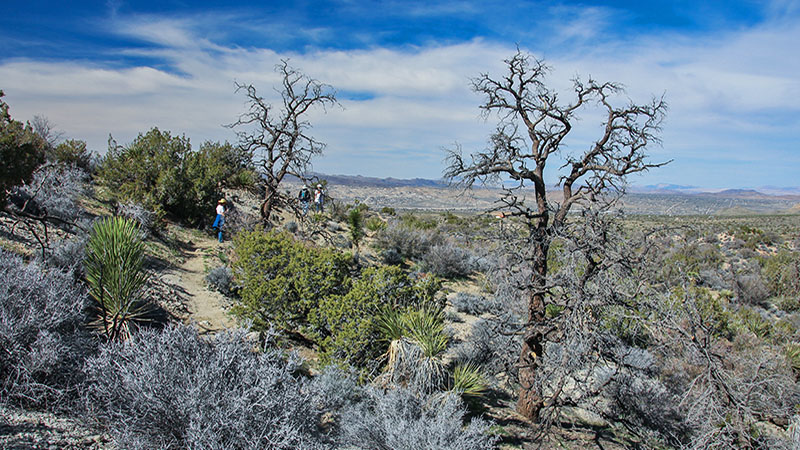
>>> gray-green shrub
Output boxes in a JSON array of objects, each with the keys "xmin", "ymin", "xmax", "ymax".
[
  {"xmin": 206, "ymin": 265, "xmax": 236, "ymax": 297},
  {"xmin": 451, "ymin": 293, "xmax": 493, "ymax": 316},
  {"xmin": 338, "ymin": 386, "xmax": 497, "ymax": 450},
  {"xmin": 83, "ymin": 325, "xmax": 330, "ymax": 450},
  {"xmin": 374, "ymin": 220, "xmax": 441, "ymax": 261},
  {"xmin": 420, "ymin": 241, "xmax": 476, "ymax": 278},
  {"xmin": 0, "ymin": 250, "xmax": 95, "ymax": 409}
]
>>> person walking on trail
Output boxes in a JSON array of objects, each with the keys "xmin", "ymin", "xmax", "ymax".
[
  {"xmin": 314, "ymin": 184, "xmax": 325, "ymax": 212},
  {"xmin": 212, "ymin": 198, "xmax": 226, "ymax": 243},
  {"xmin": 298, "ymin": 185, "xmax": 311, "ymax": 216}
]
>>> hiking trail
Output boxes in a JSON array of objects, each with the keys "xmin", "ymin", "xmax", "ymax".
[{"xmin": 173, "ymin": 239, "xmax": 235, "ymax": 334}]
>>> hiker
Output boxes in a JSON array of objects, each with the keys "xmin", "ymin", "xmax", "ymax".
[
  {"xmin": 298, "ymin": 185, "xmax": 311, "ymax": 216},
  {"xmin": 212, "ymin": 198, "xmax": 226, "ymax": 243},
  {"xmin": 314, "ymin": 184, "xmax": 325, "ymax": 212}
]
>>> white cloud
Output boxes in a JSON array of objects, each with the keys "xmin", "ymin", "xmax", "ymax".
[{"xmin": 1, "ymin": 7, "xmax": 798, "ymax": 185}]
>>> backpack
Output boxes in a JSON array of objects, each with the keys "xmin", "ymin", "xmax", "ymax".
[{"xmin": 299, "ymin": 188, "xmax": 310, "ymax": 201}]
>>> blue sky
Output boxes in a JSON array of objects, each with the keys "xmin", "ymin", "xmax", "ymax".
[{"xmin": 2, "ymin": 1, "xmax": 799, "ymax": 189}]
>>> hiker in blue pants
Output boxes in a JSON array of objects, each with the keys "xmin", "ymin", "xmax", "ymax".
[{"xmin": 212, "ymin": 198, "xmax": 226, "ymax": 242}]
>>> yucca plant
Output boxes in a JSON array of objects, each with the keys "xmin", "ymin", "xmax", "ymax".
[
  {"xmin": 377, "ymin": 306, "xmax": 406, "ymax": 343},
  {"xmin": 376, "ymin": 306, "xmax": 449, "ymax": 393},
  {"xmin": 451, "ymin": 363, "xmax": 487, "ymax": 402},
  {"xmin": 377, "ymin": 307, "xmax": 408, "ymax": 379},
  {"xmin": 404, "ymin": 307, "xmax": 448, "ymax": 358},
  {"xmin": 85, "ymin": 216, "xmax": 151, "ymax": 341}
]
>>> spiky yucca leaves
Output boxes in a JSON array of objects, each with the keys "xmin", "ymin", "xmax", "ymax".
[
  {"xmin": 404, "ymin": 307, "xmax": 448, "ymax": 358},
  {"xmin": 377, "ymin": 307, "xmax": 449, "ymax": 393},
  {"xmin": 451, "ymin": 363, "xmax": 488, "ymax": 402},
  {"xmin": 85, "ymin": 216, "xmax": 151, "ymax": 341},
  {"xmin": 377, "ymin": 307, "xmax": 408, "ymax": 381}
]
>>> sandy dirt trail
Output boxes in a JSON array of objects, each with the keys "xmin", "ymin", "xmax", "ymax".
[{"xmin": 175, "ymin": 240, "xmax": 235, "ymax": 334}]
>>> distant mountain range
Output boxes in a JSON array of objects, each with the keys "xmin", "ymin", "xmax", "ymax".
[
  {"xmin": 317, "ymin": 174, "xmax": 447, "ymax": 188},
  {"xmin": 306, "ymin": 173, "xmax": 800, "ymax": 198}
]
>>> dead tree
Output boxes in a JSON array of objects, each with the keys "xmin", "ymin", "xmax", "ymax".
[
  {"xmin": 229, "ymin": 61, "xmax": 338, "ymax": 223},
  {"xmin": 444, "ymin": 50, "xmax": 667, "ymax": 420}
]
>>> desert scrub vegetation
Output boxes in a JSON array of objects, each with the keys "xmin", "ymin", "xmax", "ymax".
[
  {"xmin": 206, "ymin": 265, "xmax": 237, "ymax": 297},
  {"xmin": 0, "ymin": 90, "xmax": 47, "ymax": 206},
  {"xmin": 0, "ymin": 249, "xmax": 95, "ymax": 410},
  {"xmin": 230, "ymin": 229, "xmax": 354, "ymax": 334},
  {"xmin": 338, "ymin": 386, "xmax": 497, "ymax": 450},
  {"xmin": 311, "ymin": 266, "xmax": 442, "ymax": 369},
  {"xmin": 83, "ymin": 324, "xmax": 330, "ymax": 450},
  {"xmin": 82, "ymin": 324, "xmax": 497, "ymax": 450},
  {"xmin": 372, "ymin": 214, "xmax": 481, "ymax": 278},
  {"xmin": 96, "ymin": 128, "xmax": 255, "ymax": 226},
  {"xmin": 231, "ymin": 229, "xmax": 446, "ymax": 370}
]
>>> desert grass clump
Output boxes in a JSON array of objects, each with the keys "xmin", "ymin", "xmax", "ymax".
[
  {"xmin": 83, "ymin": 325, "xmax": 329, "ymax": 450},
  {"xmin": 85, "ymin": 216, "xmax": 151, "ymax": 341},
  {"xmin": 0, "ymin": 250, "xmax": 95, "ymax": 409},
  {"xmin": 365, "ymin": 215, "xmax": 386, "ymax": 232}
]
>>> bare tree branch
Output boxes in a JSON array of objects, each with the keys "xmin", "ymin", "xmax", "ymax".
[
  {"xmin": 443, "ymin": 49, "xmax": 668, "ymax": 421},
  {"xmin": 228, "ymin": 60, "xmax": 339, "ymax": 223}
]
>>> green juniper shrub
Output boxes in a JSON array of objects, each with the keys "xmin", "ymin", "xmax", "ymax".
[
  {"xmin": 310, "ymin": 265, "xmax": 442, "ymax": 370},
  {"xmin": 181, "ymin": 141, "xmax": 255, "ymax": 224},
  {"xmin": 379, "ymin": 206, "xmax": 395, "ymax": 216},
  {"xmin": 0, "ymin": 90, "xmax": 47, "ymax": 205},
  {"xmin": 48, "ymin": 139, "xmax": 93, "ymax": 172},
  {"xmin": 231, "ymin": 229, "xmax": 353, "ymax": 334},
  {"xmin": 97, "ymin": 128, "xmax": 253, "ymax": 226},
  {"xmin": 97, "ymin": 128, "xmax": 190, "ymax": 222}
]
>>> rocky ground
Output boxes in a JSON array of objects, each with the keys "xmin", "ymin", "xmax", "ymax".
[{"xmin": 0, "ymin": 405, "xmax": 116, "ymax": 450}]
